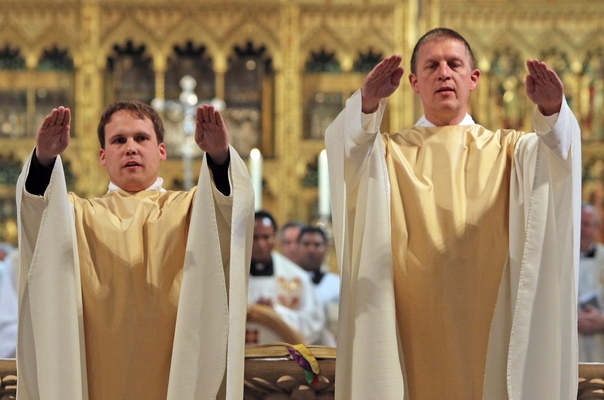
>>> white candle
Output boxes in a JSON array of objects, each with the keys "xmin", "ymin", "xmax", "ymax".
[
  {"xmin": 249, "ymin": 148, "xmax": 263, "ymax": 210},
  {"xmin": 318, "ymin": 149, "xmax": 330, "ymax": 217}
]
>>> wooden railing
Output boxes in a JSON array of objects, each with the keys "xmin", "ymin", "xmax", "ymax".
[{"xmin": 0, "ymin": 352, "xmax": 602, "ymax": 399}]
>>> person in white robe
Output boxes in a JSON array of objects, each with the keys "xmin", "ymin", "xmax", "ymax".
[
  {"xmin": 278, "ymin": 221, "xmax": 304, "ymax": 263},
  {"xmin": 326, "ymin": 27, "xmax": 580, "ymax": 400},
  {"xmin": 0, "ymin": 243, "xmax": 17, "ymax": 358},
  {"xmin": 16, "ymin": 101, "xmax": 254, "ymax": 400},
  {"xmin": 247, "ymin": 211, "xmax": 325, "ymax": 345},
  {"xmin": 577, "ymin": 202, "xmax": 604, "ymax": 362},
  {"xmin": 296, "ymin": 225, "xmax": 340, "ymax": 346}
]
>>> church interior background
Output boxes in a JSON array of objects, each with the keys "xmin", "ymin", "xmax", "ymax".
[{"xmin": 0, "ymin": 0, "xmax": 603, "ymax": 261}]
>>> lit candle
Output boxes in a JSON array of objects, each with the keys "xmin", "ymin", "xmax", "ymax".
[
  {"xmin": 318, "ymin": 149, "xmax": 330, "ymax": 217},
  {"xmin": 249, "ymin": 148, "xmax": 263, "ymax": 210}
]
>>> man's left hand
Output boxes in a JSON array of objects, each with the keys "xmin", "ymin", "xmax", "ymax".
[{"xmin": 525, "ymin": 59, "xmax": 564, "ymax": 116}]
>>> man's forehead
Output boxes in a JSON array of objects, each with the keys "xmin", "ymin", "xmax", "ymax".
[
  {"xmin": 300, "ymin": 232, "xmax": 325, "ymax": 243},
  {"xmin": 418, "ymin": 38, "xmax": 468, "ymax": 60},
  {"xmin": 105, "ymin": 112, "xmax": 155, "ymax": 135},
  {"xmin": 284, "ymin": 226, "xmax": 300, "ymax": 236},
  {"xmin": 256, "ymin": 217, "xmax": 274, "ymax": 228}
]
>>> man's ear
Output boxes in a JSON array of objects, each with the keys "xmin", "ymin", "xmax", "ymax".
[
  {"xmin": 470, "ymin": 69, "xmax": 481, "ymax": 91},
  {"xmin": 409, "ymin": 74, "xmax": 420, "ymax": 94},
  {"xmin": 99, "ymin": 148, "xmax": 106, "ymax": 166},
  {"xmin": 159, "ymin": 142, "xmax": 167, "ymax": 161}
]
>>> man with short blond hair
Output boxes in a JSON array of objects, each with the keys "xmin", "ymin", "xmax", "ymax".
[{"xmin": 327, "ymin": 27, "xmax": 581, "ymax": 400}]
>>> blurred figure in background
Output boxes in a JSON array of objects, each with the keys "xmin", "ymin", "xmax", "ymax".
[
  {"xmin": 296, "ymin": 226, "xmax": 340, "ymax": 346},
  {"xmin": 248, "ymin": 211, "xmax": 325, "ymax": 345},
  {"xmin": 279, "ymin": 221, "xmax": 304, "ymax": 263},
  {"xmin": 578, "ymin": 202, "xmax": 604, "ymax": 362},
  {"xmin": 0, "ymin": 243, "xmax": 17, "ymax": 358}
]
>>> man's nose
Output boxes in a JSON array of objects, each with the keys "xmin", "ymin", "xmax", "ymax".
[
  {"xmin": 437, "ymin": 63, "xmax": 451, "ymax": 79},
  {"xmin": 126, "ymin": 139, "xmax": 137, "ymax": 155}
]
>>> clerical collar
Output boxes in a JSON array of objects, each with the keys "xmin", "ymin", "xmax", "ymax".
[
  {"xmin": 582, "ymin": 246, "xmax": 597, "ymax": 259},
  {"xmin": 415, "ymin": 113, "xmax": 475, "ymax": 127},
  {"xmin": 107, "ymin": 177, "xmax": 166, "ymax": 193},
  {"xmin": 250, "ymin": 259, "xmax": 274, "ymax": 276},
  {"xmin": 310, "ymin": 270, "xmax": 325, "ymax": 285}
]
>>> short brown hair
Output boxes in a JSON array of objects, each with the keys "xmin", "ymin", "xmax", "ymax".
[
  {"xmin": 97, "ymin": 101, "xmax": 165, "ymax": 148},
  {"xmin": 410, "ymin": 28, "xmax": 477, "ymax": 75}
]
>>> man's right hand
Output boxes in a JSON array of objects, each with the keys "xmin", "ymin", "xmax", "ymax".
[
  {"xmin": 36, "ymin": 106, "xmax": 71, "ymax": 167},
  {"xmin": 578, "ymin": 305, "xmax": 604, "ymax": 335},
  {"xmin": 361, "ymin": 54, "xmax": 404, "ymax": 114}
]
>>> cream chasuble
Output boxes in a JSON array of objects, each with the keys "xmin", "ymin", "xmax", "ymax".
[
  {"xmin": 71, "ymin": 190, "xmax": 192, "ymax": 399},
  {"xmin": 16, "ymin": 146, "xmax": 254, "ymax": 400},
  {"xmin": 326, "ymin": 89, "xmax": 580, "ymax": 400},
  {"xmin": 386, "ymin": 125, "xmax": 522, "ymax": 399}
]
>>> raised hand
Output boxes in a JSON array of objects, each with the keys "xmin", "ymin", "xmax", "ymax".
[
  {"xmin": 525, "ymin": 59, "xmax": 564, "ymax": 116},
  {"xmin": 195, "ymin": 104, "xmax": 229, "ymax": 165},
  {"xmin": 361, "ymin": 54, "xmax": 404, "ymax": 113},
  {"xmin": 36, "ymin": 107, "xmax": 71, "ymax": 167}
]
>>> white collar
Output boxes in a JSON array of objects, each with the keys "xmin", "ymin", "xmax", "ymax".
[
  {"xmin": 415, "ymin": 113, "xmax": 476, "ymax": 127},
  {"xmin": 107, "ymin": 177, "xmax": 166, "ymax": 193}
]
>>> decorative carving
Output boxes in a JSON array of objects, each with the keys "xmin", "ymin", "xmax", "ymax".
[{"xmin": 0, "ymin": 357, "xmax": 603, "ymax": 399}]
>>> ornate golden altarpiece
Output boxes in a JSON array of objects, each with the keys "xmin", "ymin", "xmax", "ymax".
[
  {"xmin": 0, "ymin": 0, "xmax": 603, "ymax": 245},
  {"xmin": 0, "ymin": 1, "xmax": 603, "ymax": 396}
]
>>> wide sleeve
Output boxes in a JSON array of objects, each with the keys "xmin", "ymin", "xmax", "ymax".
[
  {"xmin": 505, "ymin": 98, "xmax": 580, "ymax": 400},
  {"xmin": 167, "ymin": 145, "xmax": 254, "ymax": 400},
  {"xmin": 325, "ymin": 90, "xmax": 405, "ymax": 400},
  {"xmin": 16, "ymin": 150, "xmax": 88, "ymax": 400}
]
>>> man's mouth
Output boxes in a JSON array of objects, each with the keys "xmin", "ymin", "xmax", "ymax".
[
  {"xmin": 124, "ymin": 161, "xmax": 141, "ymax": 168},
  {"xmin": 436, "ymin": 87, "xmax": 455, "ymax": 94}
]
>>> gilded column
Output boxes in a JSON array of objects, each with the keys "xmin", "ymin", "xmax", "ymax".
[
  {"xmin": 213, "ymin": 56, "xmax": 226, "ymax": 102},
  {"xmin": 154, "ymin": 56, "xmax": 166, "ymax": 103},
  {"xmin": 400, "ymin": 0, "xmax": 422, "ymax": 127},
  {"xmin": 391, "ymin": 2, "xmax": 408, "ymax": 129},
  {"xmin": 276, "ymin": 3, "xmax": 302, "ymax": 224},
  {"xmin": 24, "ymin": 55, "xmax": 37, "ymax": 137},
  {"xmin": 77, "ymin": 1, "xmax": 104, "ymax": 196},
  {"xmin": 477, "ymin": 57, "xmax": 490, "ymax": 129}
]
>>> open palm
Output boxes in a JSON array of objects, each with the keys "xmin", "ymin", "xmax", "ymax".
[
  {"xmin": 195, "ymin": 104, "xmax": 229, "ymax": 165},
  {"xmin": 36, "ymin": 107, "xmax": 71, "ymax": 166}
]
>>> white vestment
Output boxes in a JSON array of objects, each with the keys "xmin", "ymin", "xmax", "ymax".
[
  {"xmin": 248, "ymin": 251, "xmax": 325, "ymax": 344},
  {"xmin": 578, "ymin": 243, "xmax": 604, "ymax": 362},
  {"xmin": 0, "ymin": 246, "xmax": 18, "ymax": 358},
  {"xmin": 313, "ymin": 271, "xmax": 340, "ymax": 346},
  {"xmin": 16, "ymin": 146, "xmax": 254, "ymax": 400},
  {"xmin": 325, "ymin": 89, "xmax": 580, "ymax": 400},
  {"xmin": 314, "ymin": 271, "xmax": 340, "ymax": 307}
]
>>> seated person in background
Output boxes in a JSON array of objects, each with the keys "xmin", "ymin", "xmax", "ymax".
[
  {"xmin": 296, "ymin": 226, "xmax": 340, "ymax": 346},
  {"xmin": 578, "ymin": 202, "xmax": 604, "ymax": 362},
  {"xmin": 279, "ymin": 221, "xmax": 304, "ymax": 263},
  {"xmin": 0, "ymin": 243, "xmax": 17, "ymax": 358},
  {"xmin": 247, "ymin": 210, "xmax": 325, "ymax": 345}
]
